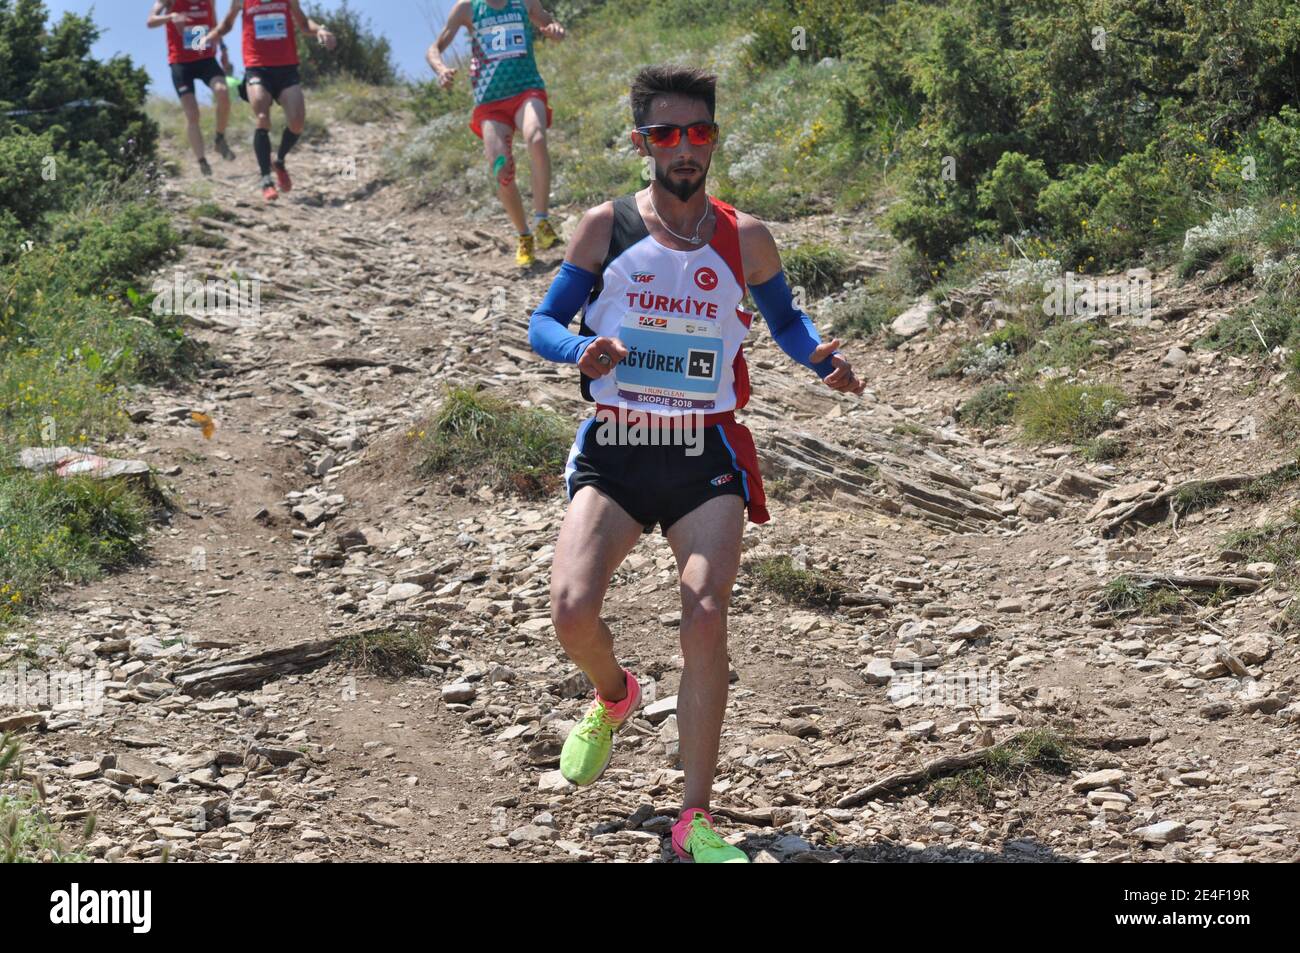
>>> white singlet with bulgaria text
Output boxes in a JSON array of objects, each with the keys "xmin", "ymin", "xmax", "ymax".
[{"xmin": 584, "ymin": 196, "xmax": 752, "ymax": 415}]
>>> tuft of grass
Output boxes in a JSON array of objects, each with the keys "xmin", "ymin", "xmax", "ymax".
[
  {"xmin": 825, "ymin": 255, "xmax": 919, "ymax": 339},
  {"xmin": 0, "ymin": 733, "xmax": 89, "ymax": 863},
  {"xmin": 1200, "ymin": 292, "xmax": 1298, "ymax": 355},
  {"xmin": 180, "ymin": 227, "xmax": 227, "ymax": 249},
  {"xmin": 1173, "ymin": 480, "xmax": 1228, "ymax": 514},
  {"xmin": 1242, "ymin": 460, "xmax": 1300, "ymax": 501},
  {"xmin": 1014, "ymin": 380, "xmax": 1126, "ymax": 443},
  {"xmin": 0, "ymin": 472, "xmax": 150, "ymax": 623},
  {"xmin": 414, "ymin": 387, "xmax": 571, "ymax": 499},
  {"xmin": 1080, "ymin": 436, "xmax": 1127, "ymax": 462},
  {"xmin": 927, "ymin": 728, "xmax": 1073, "ymax": 807},
  {"xmin": 1225, "ymin": 515, "xmax": 1300, "ymax": 581},
  {"xmin": 1177, "ymin": 241, "xmax": 1228, "ymax": 279},
  {"xmin": 748, "ymin": 554, "xmax": 845, "ymax": 609},
  {"xmin": 313, "ymin": 75, "xmax": 405, "ymax": 125},
  {"xmin": 783, "ymin": 242, "xmax": 853, "ymax": 298},
  {"xmin": 1017, "ymin": 319, "xmax": 1125, "ymax": 377},
  {"xmin": 336, "ymin": 625, "xmax": 439, "ymax": 678},
  {"xmin": 1097, "ymin": 575, "xmax": 1188, "ymax": 615},
  {"xmin": 956, "ymin": 382, "xmax": 1017, "ymax": 430},
  {"xmin": 187, "ymin": 202, "xmax": 235, "ymax": 223}
]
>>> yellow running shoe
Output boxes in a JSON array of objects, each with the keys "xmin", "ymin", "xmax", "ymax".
[
  {"xmin": 534, "ymin": 217, "xmax": 562, "ymax": 250},
  {"xmin": 516, "ymin": 232, "xmax": 536, "ymax": 268}
]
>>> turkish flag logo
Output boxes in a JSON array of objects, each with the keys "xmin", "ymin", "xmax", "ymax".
[{"xmin": 694, "ymin": 267, "xmax": 718, "ymax": 292}]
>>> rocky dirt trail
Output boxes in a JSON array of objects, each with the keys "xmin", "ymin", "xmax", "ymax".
[{"xmin": 4, "ymin": 115, "xmax": 1298, "ymax": 862}]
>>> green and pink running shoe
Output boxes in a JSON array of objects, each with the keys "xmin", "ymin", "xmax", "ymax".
[
  {"xmin": 672, "ymin": 809, "xmax": 749, "ymax": 864},
  {"xmin": 560, "ymin": 669, "xmax": 641, "ymax": 786}
]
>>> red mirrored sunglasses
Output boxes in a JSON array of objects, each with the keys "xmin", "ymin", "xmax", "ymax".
[{"xmin": 635, "ymin": 121, "xmax": 719, "ymax": 148}]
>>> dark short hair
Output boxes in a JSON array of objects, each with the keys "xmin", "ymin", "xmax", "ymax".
[{"xmin": 630, "ymin": 65, "xmax": 717, "ymax": 128}]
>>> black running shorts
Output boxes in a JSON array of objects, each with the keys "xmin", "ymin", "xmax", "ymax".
[
  {"xmin": 171, "ymin": 58, "xmax": 227, "ymax": 97},
  {"xmin": 244, "ymin": 65, "xmax": 302, "ymax": 102},
  {"xmin": 564, "ymin": 417, "xmax": 749, "ymax": 535}
]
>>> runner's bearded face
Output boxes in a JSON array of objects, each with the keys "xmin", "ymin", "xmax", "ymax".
[{"xmin": 639, "ymin": 99, "xmax": 716, "ymax": 202}]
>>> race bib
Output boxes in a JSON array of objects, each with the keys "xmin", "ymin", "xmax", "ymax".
[
  {"xmin": 184, "ymin": 26, "xmax": 207, "ymax": 51},
  {"xmin": 614, "ymin": 311, "xmax": 723, "ymax": 410},
  {"xmin": 254, "ymin": 12, "xmax": 288, "ymax": 41},
  {"xmin": 481, "ymin": 22, "xmax": 527, "ymax": 60}
]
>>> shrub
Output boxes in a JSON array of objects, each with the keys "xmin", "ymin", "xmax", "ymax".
[
  {"xmin": 298, "ymin": 1, "xmax": 398, "ymax": 87},
  {"xmin": 978, "ymin": 151, "xmax": 1049, "ymax": 234}
]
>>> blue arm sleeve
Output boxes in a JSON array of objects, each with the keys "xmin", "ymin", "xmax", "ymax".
[
  {"xmin": 750, "ymin": 270, "xmax": 837, "ymax": 378},
  {"xmin": 528, "ymin": 262, "xmax": 600, "ymax": 364}
]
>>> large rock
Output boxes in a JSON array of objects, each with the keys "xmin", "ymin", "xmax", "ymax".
[
  {"xmin": 643, "ymin": 695, "xmax": 677, "ymax": 725},
  {"xmin": 1072, "ymin": 768, "xmax": 1126, "ymax": 792},
  {"xmin": 1135, "ymin": 820, "xmax": 1186, "ymax": 844},
  {"xmin": 890, "ymin": 296, "xmax": 936, "ymax": 338}
]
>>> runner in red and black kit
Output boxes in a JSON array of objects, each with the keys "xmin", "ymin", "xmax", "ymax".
[
  {"xmin": 148, "ymin": 0, "xmax": 237, "ymax": 177},
  {"xmin": 201, "ymin": 0, "xmax": 337, "ymax": 202}
]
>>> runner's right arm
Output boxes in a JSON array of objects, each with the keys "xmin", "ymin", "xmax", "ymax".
[
  {"xmin": 200, "ymin": 0, "xmax": 241, "ymax": 47},
  {"xmin": 524, "ymin": 0, "xmax": 566, "ymax": 40},
  {"xmin": 528, "ymin": 203, "xmax": 627, "ymax": 376},
  {"xmin": 427, "ymin": 0, "xmax": 472, "ymax": 86},
  {"xmin": 146, "ymin": 1, "xmax": 177, "ymax": 29},
  {"xmin": 288, "ymin": 0, "xmax": 336, "ymax": 49}
]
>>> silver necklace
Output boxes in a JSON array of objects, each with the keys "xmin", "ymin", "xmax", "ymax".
[{"xmin": 650, "ymin": 189, "xmax": 711, "ymax": 245}]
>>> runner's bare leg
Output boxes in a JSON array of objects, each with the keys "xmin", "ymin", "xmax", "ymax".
[
  {"xmin": 278, "ymin": 84, "xmax": 306, "ymax": 135},
  {"xmin": 666, "ymin": 494, "xmax": 745, "ymax": 812},
  {"xmin": 482, "ymin": 118, "xmax": 528, "ymax": 233},
  {"xmin": 180, "ymin": 92, "xmax": 205, "ymax": 162},
  {"xmin": 212, "ymin": 78, "xmax": 231, "ymax": 137},
  {"xmin": 249, "ymin": 81, "xmax": 274, "ymax": 133},
  {"xmin": 515, "ymin": 97, "xmax": 551, "ymax": 217},
  {"xmin": 550, "ymin": 486, "xmax": 644, "ymax": 700}
]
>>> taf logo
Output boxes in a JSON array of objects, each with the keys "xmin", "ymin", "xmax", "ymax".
[
  {"xmin": 710, "ymin": 473, "xmax": 734, "ymax": 487},
  {"xmin": 694, "ymin": 267, "xmax": 718, "ymax": 291},
  {"xmin": 631, "ymin": 272, "xmax": 655, "ymax": 283}
]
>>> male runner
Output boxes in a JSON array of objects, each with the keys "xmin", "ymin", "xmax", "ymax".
[
  {"xmin": 528, "ymin": 65, "xmax": 865, "ymax": 863},
  {"xmin": 148, "ymin": 0, "xmax": 237, "ymax": 177},
  {"xmin": 200, "ymin": 0, "xmax": 336, "ymax": 202},
  {"xmin": 427, "ymin": 0, "xmax": 566, "ymax": 267}
]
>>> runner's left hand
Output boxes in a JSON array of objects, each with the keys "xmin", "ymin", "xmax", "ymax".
[
  {"xmin": 543, "ymin": 22, "xmax": 566, "ymax": 41},
  {"xmin": 317, "ymin": 28, "xmax": 337, "ymax": 50},
  {"xmin": 810, "ymin": 339, "xmax": 865, "ymax": 395}
]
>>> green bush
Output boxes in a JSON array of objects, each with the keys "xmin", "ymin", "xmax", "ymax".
[
  {"xmin": 0, "ymin": 4, "xmax": 196, "ymax": 628},
  {"xmin": 822, "ymin": 0, "xmax": 1300, "ymax": 274},
  {"xmin": 0, "ymin": 0, "xmax": 157, "ymax": 187},
  {"xmin": 0, "ymin": 125, "xmax": 59, "ymax": 238},
  {"xmin": 298, "ymin": 1, "xmax": 398, "ymax": 87},
  {"xmin": 0, "ymin": 471, "xmax": 149, "ymax": 621},
  {"xmin": 1251, "ymin": 106, "xmax": 1300, "ymax": 186},
  {"xmin": 742, "ymin": 0, "xmax": 873, "ymax": 71},
  {"xmin": 978, "ymin": 152, "xmax": 1049, "ymax": 235}
]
